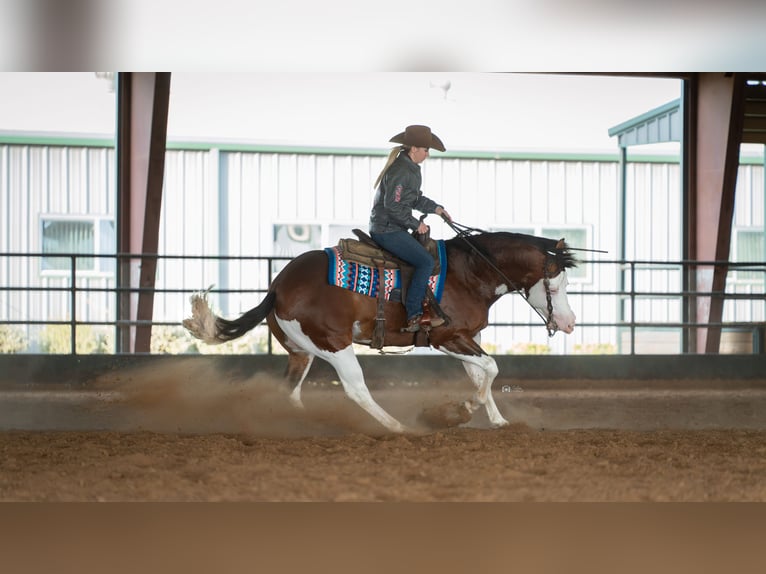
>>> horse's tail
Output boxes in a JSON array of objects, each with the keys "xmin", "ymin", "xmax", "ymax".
[{"xmin": 183, "ymin": 289, "xmax": 276, "ymax": 344}]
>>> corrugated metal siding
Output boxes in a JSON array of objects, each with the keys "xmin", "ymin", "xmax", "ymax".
[
  {"xmin": 0, "ymin": 144, "xmax": 117, "ymax": 350},
  {"xmin": 216, "ymin": 154, "xmax": 630, "ymax": 353},
  {"xmin": 727, "ymin": 163, "xmax": 765, "ymax": 324},
  {"xmin": 2, "ymin": 141, "xmax": 764, "ymax": 353},
  {"xmin": 155, "ymin": 149, "xmax": 217, "ymax": 322},
  {"xmin": 622, "ymin": 162, "xmax": 684, "ymax": 333}
]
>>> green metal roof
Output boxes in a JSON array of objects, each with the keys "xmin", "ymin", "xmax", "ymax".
[
  {"xmin": 15, "ymin": 129, "xmax": 766, "ymax": 164},
  {"xmin": 0, "ymin": 130, "xmax": 637, "ymax": 162},
  {"xmin": 608, "ymin": 99, "xmax": 682, "ymax": 148}
]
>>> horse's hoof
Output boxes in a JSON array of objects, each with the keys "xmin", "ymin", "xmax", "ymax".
[
  {"xmin": 386, "ymin": 422, "xmax": 409, "ymax": 434},
  {"xmin": 288, "ymin": 395, "xmax": 306, "ymax": 410}
]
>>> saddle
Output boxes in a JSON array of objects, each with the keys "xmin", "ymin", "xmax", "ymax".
[
  {"xmin": 336, "ymin": 228, "xmax": 449, "ymax": 349},
  {"xmin": 337, "ymin": 229, "xmax": 441, "ymax": 276}
]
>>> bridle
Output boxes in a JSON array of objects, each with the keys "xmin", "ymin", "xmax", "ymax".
[{"xmin": 441, "ymin": 218, "xmax": 559, "ymax": 337}]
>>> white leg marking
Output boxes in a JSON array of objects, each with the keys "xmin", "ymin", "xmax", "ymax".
[
  {"xmin": 276, "ymin": 317, "xmax": 406, "ymax": 433},
  {"xmin": 439, "ymin": 341, "xmax": 508, "ymax": 427},
  {"xmin": 328, "ymin": 346, "xmax": 407, "ymax": 433},
  {"xmin": 288, "ymin": 355, "xmax": 314, "ymax": 409}
]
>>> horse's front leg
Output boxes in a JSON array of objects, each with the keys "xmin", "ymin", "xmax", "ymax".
[{"xmin": 437, "ymin": 334, "xmax": 509, "ymax": 428}]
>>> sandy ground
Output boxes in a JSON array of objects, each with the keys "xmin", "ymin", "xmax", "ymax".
[{"xmin": 1, "ymin": 359, "xmax": 765, "ymax": 501}]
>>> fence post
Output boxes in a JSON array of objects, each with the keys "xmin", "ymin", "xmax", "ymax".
[
  {"xmin": 70, "ymin": 255, "xmax": 77, "ymax": 355},
  {"xmin": 267, "ymin": 256, "xmax": 273, "ymax": 355},
  {"xmin": 630, "ymin": 262, "xmax": 636, "ymax": 355}
]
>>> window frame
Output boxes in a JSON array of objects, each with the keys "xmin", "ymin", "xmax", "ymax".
[
  {"xmin": 730, "ymin": 226, "xmax": 765, "ymax": 285},
  {"xmin": 39, "ymin": 214, "xmax": 116, "ymax": 278},
  {"xmin": 271, "ymin": 220, "xmax": 364, "ymax": 274}
]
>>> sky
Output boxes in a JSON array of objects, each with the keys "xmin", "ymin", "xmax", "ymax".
[{"xmin": 0, "ymin": 72, "xmax": 684, "ymax": 154}]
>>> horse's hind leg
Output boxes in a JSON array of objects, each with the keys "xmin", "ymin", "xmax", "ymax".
[
  {"xmin": 439, "ymin": 335, "xmax": 509, "ymax": 427},
  {"xmin": 325, "ymin": 346, "xmax": 408, "ymax": 433},
  {"xmin": 285, "ymin": 351, "xmax": 314, "ymax": 409},
  {"xmin": 275, "ymin": 316, "xmax": 406, "ymax": 433},
  {"xmin": 461, "ymin": 358, "xmax": 507, "ymax": 427}
]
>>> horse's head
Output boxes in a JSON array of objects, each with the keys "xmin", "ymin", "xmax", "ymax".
[
  {"xmin": 447, "ymin": 231, "xmax": 578, "ymax": 335},
  {"xmin": 524, "ymin": 238, "xmax": 577, "ymax": 335}
]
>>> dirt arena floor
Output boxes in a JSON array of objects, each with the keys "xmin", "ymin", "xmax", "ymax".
[{"xmin": 1, "ymin": 359, "xmax": 766, "ymax": 501}]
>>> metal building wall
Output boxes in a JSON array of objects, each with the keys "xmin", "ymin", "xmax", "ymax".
[
  {"xmin": 214, "ymin": 152, "xmax": 628, "ymax": 353},
  {"xmin": 2, "ymin": 139, "xmax": 763, "ymax": 353},
  {"xmin": 1, "ymin": 143, "xmax": 116, "ymax": 350},
  {"xmin": 154, "ymin": 148, "xmax": 217, "ymax": 324},
  {"xmin": 727, "ymin": 163, "xmax": 765, "ymax": 324}
]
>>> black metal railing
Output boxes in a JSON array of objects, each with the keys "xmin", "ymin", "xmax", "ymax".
[{"xmin": 1, "ymin": 253, "xmax": 764, "ymax": 355}]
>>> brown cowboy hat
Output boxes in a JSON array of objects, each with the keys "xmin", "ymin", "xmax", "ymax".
[{"xmin": 389, "ymin": 125, "xmax": 446, "ymax": 152}]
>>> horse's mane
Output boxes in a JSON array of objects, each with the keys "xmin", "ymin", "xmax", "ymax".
[{"xmin": 446, "ymin": 231, "xmax": 578, "ymax": 271}]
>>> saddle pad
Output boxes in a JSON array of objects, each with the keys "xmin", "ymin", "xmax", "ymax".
[{"xmin": 325, "ymin": 240, "xmax": 447, "ymax": 302}]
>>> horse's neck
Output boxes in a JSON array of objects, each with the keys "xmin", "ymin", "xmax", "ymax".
[
  {"xmin": 447, "ymin": 236, "xmax": 540, "ymax": 299},
  {"xmin": 447, "ymin": 244, "xmax": 514, "ymax": 303}
]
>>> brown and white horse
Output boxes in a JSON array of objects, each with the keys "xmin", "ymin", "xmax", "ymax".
[{"xmin": 184, "ymin": 230, "xmax": 577, "ymax": 433}]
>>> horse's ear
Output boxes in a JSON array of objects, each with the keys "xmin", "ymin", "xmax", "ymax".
[{"xmin": 556, "ymin": 238, "xmax": 566, "ymax": 250}]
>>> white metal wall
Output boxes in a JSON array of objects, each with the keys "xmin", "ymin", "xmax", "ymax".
[
  {"xmin": 1, "ymin": 140, "xmax": 763, "ymax": 353},
  {"xmin": 1, "ymin": 144, "xmax": 116, "ymax": 349}
]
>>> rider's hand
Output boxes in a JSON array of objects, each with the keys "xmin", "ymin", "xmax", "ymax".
[
  {"xmin": 417, "ymin": 221, "xmax": 429, "ymax": 234},
  {"xmin": 436, "ymin": 207, "xmax": 452, "ymax": 222}
]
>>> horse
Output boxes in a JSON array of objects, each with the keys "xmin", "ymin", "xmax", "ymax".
[{"xmin": 183, "ymin": 227, "xmax": 578, "ymax": 433}]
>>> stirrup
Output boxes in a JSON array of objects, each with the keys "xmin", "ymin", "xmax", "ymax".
[
  {"xmin": 401, "ymin": 315, "xmax": 422, "ymax": 333},
  {"xmin": 428, "ymin": 315, "xmax": 445, "ymax": 328},
  {"xmin": 419, "ymin": 308, "xmax": 445, "ymax": 329}
]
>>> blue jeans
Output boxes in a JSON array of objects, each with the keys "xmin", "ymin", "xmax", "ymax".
[{"xmin": 370, "ymin": 230, "xmax": 435, "ymax": 320}]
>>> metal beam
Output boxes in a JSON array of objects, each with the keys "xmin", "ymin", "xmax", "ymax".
[
  {"xmin": 116, "ymin": 73, "xmax": 171, "ymax": 353},
  {"xmin": 686, "ymin": 73, "xmax": 745, "ymax": 353}
]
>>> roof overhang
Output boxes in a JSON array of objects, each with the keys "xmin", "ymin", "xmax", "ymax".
[
  {"xmin": 608, "ymin": 75, "xmax": 766, "ymax": 148},
  {"xmin": 608, "ymin": 99, "xmax": 681, "ymax": 148}
]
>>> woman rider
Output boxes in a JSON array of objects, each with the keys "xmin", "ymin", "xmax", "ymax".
[{"xmin": 369, "ymin": 125, "xmax": 452, "ymax": 333}]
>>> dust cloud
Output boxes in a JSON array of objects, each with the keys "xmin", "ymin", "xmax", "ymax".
[{"xmin": 88, "ymin": 358, "xmax": 469, "ymax": 437}]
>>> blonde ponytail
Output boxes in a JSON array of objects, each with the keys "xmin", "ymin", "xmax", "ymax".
[{"xmin": 374, "ymin": 146, "xmax": 404, "ymax": 189}]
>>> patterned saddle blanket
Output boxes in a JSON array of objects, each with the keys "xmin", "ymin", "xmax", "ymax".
[{"xmin": 324, "ymin": 240, "xmax": 447, "ymax": 302}]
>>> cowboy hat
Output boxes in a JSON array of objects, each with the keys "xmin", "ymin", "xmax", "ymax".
[{"xmin": 389, "ymin": 125, "xmax": 446, "ymax": 152}]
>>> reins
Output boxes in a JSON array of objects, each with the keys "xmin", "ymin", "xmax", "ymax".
[{"xmin": 440, "ymin": 217, "xmax": 559, "ymax": 336}]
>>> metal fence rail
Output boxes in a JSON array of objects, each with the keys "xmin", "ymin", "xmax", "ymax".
[{"xmin": 1, "ymin": 252, "xmax": 764, "ymax": 355}]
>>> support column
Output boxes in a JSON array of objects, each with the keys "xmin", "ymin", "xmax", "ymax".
[
  {"xmin": 116, "ymin": 72, "xmax": 171, "ymax": 353},
  {"xmin": 687, "ymin": 73, "xmax": 745, "ymax": 353}
]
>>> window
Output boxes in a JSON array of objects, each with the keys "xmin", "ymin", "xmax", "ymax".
[
  {"xmin": 272, "ymin": 222, "xmax": 362, "ymax": 257},
  {"xmin": 273, "ymin": 223, "xmax": 321, "ymax": 255},
  {"xmin": 272, "ymin": 223, "xmax": 321, "ymax": 274},
  {"xmin": 732, "ymin": 228, "xmax": 765, "ymax": 283},
  {"xmin": 272, "ymin": 222, "xmax": 363, "ymax": 273},
  {"xmin": 41, "ymin": 216, "xmax": 115, "ymax": 274},
  {"xmin": 492, "ymin": 225, "xmax": 590, "ymax": 281}
]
